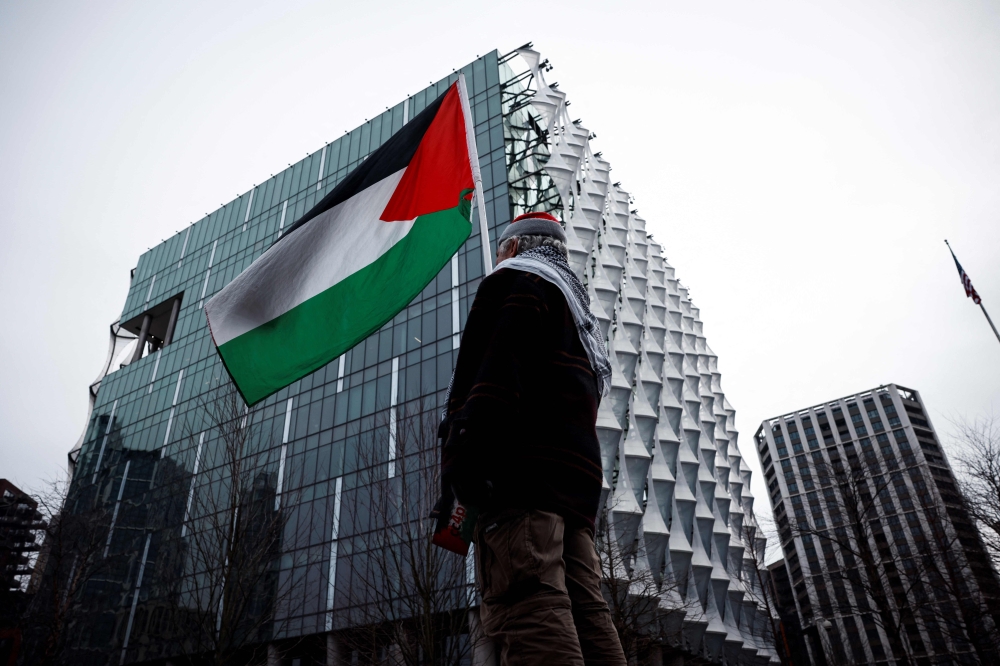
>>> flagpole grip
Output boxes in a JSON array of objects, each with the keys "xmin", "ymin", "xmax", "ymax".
[
  {"xmin": 456, "ymin": 73, "xmax": 494, "ymax": 276},
  {"xmin": 475, "ymin": 188, "xmax": 492, "ymax": 276}
]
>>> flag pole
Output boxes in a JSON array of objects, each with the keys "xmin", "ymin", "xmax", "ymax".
[
  {"xmin": 980, "ymin": 303, "xmax": 1000, "ymax": 345},
  {"xmin": 945, "ymin": 239, "xmax": 1000, "ymax": 345},
  {"xmin": 457, "ymin": 73, "xmax": 494, "ymax": 276}
]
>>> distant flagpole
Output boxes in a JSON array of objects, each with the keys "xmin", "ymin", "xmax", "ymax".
[
  {"xmin": 982, "ymin": 304, "xmax": 1000, "ymax": 344},
  {"xmin": 946, "ymin": 240, "xmax": 1000, "ymax": 345}
]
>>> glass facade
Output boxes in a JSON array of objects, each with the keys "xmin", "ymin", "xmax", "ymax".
[
  {"xmin": 66, "ymin": 52, "xmax": 510, "ymax": 666},
  {"xmin": 57, "ymin": 44, "xmax": 780, "ymax": 666}
]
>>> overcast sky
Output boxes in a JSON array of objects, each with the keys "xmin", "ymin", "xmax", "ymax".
[{"xmin": 2, "ymin": 1, "xmax": 998, "ymax": 525}]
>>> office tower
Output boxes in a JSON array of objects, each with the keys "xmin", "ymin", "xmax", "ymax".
[
  {"xmin": 766, "ymin": 558, "xmax": 811, "ymax": 666},
  {"xmin": 756, "ymin": 384, "xmax": 1000, "ymax": 665},
  {"xmin": 57, "ymin": 46, "xmax": 775, "ymax": 665},
  {"xmin": 0, "ymin": 478, "xmax": 44, "ymax": 666},
  {"xmin": 0, "ymin": 479, "xmax": 43, "ymax": 595}
]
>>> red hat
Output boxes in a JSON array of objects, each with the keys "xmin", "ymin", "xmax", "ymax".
[
  {"xmin": 512, "ymin": 211, "xmax": 560, "ymax": 224},
  {"xmin": 499, "ymin": 211, "xmax": 566, "ymax": 243}
]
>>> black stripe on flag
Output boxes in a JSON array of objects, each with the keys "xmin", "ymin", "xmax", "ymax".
[{"xmin": 280, "ymin": 89, "xmax": 451, "ymax": 241}]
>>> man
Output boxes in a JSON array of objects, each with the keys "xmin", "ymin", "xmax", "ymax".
[{"xmin": 439, "ymin": 212, "xmax": 626, "ymax": 665}]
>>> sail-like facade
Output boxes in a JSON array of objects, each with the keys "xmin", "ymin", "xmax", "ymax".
[
  {"xmin": 503, "ymin": 47, "xmax": 778, "ymax": 664},
  {"xmin": 55, "ymin": 46, "xmax": 777, "ymax": 666}
]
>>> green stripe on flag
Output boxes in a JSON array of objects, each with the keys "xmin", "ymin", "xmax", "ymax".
[{"xmin": 218, "ymin": 203, "xmax": 472, "ymax": 405}]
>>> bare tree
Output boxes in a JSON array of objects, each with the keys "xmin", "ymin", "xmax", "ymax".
[
  {"xmin": 787, "ymin": 456, "xmax": 919, "ymax": 665},
  {"xmin": 786, "ymin": 448, "xmax": 1000, "ymax": 665},
  {"xmin": 594, "ymin": 501, "xmax": 695, "ymax": 664},
  {"xmin": 914, "ymin": 504, "xmax": 1000, "ymax": 663},
  {"xmin": 18, "ymin": 475, "xmax": 113, "ymax": 666},
  {"xmin": 952, "ymin": 413, "xmax": 1000, "ymax": 565},
  {"xmin": 338, "ymin": 403, "xmax": 476, "ymax": 666},
  {"xmin": 145, "ymin": 383, "xmax": 296, "ymax": 666},
  {"xmin": 735, "ymin": 517, "xmax": 791, "ymax": 666},
  {"xmin": 0, "ymin": 480, "xmax": 43, "ymax": 665}
]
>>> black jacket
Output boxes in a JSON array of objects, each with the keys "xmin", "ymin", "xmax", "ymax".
[{"xmin": 440, "ymin": 267, "xmax": 604, "ymax": 530}]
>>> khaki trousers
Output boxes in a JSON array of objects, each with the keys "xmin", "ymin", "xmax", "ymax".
[{"xmin": 473, "ymin": 509, "xmax": 627, "ymax": 666}]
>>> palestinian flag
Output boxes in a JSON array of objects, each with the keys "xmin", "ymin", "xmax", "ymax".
[{"xmin": 206, "ymin": 78, "xmax": 479, "ymax": 405}]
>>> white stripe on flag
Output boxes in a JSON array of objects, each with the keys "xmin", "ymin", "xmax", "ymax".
[{"xmin": 206, "ymin": 169, "xmax": 413, "ymax": 347}]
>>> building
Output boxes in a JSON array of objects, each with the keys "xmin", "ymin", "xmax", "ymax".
[
  {"xmin": 766, "ymin": 559, "xmax": 811, "ymax": 666},
  {"xmin": 755, "ymin": 384, "xmax": 1000, "ymax": 665},
  {"xmin": 0, "ymin": 479, "xmax": 45, "ymax": 664},
  {"xmin": 56, "ymin": 45, "xmax": 777, "ymax": 665},
  {"xmin": 0, "ymin": 480, "xmax": 43, "ymax": 597}
]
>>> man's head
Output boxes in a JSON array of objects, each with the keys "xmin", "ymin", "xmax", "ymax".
[{"xmin": 496, "ymin": 211, "xmax": 568, "ymax": 263}]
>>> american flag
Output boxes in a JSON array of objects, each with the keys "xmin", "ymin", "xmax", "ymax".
[{"xmin": 947, "ymin": 242, "xmax": 982, "ymax": 305}]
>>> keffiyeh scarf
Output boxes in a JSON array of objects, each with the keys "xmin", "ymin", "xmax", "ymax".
[{"xmin": 498, "ymin": 245, "xmax": 612, "ymax": 397}]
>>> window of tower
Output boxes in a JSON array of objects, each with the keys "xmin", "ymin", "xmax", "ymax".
[
  {"xmin": 898, "ymin": 439, "xmax": 915, "ymax": 465},
  {"xmin": 119, "ymin": 292, "xmax": 185, "ymax": 362}
]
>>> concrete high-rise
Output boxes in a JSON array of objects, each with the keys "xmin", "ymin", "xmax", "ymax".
[
  {"xmin": 755, "ymin": 384, "xmax": 1000, "ymax": 665},
  {"xmin": 53, "ymin": 45, "xmax": 777, "ymax": 665},
  {"xmin": 0, "ymin": 480, "xmax": 42, "ymax": 596}
]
